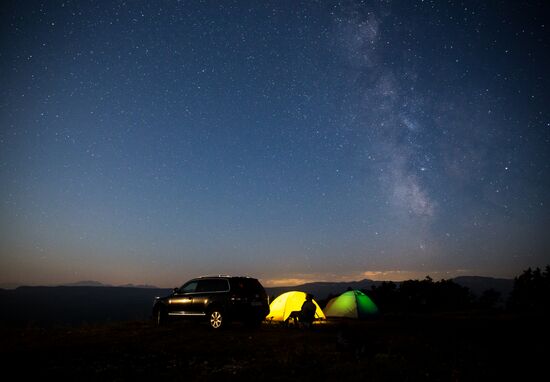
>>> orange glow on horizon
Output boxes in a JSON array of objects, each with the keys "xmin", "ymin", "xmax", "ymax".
[{"xmin": 261, "ymin": 269, "xmax": 474, "ymax": 287}]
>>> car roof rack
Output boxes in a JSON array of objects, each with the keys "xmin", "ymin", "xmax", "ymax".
[
  {"xmin": 196, "ymin": 275, "xmax": 255, "ymax": 279},
  {"xmin": 197, "ymin": 274, "xmax": 232, "ymax": 278}
]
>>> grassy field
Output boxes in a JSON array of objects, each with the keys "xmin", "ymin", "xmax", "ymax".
[{"xmin": 3, "ymin": 313, "xmax": 546, "ymax": 381}]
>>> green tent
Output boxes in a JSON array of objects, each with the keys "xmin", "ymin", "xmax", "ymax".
[{"xmin": 324, "ymin": 290, "xmax": 378, "ymax": 318}]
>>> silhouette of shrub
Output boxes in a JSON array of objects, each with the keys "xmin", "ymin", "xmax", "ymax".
[
  {"xmin": 508, "ymin": 266, "xmax": 550, "ymax": 314},
  {"xmin": 369, "ymin": 276, "xmax": 473, "ymax": 314}
]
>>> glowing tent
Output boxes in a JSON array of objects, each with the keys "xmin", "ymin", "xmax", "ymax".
[
  {"xmin": 324, "ymin": 290, "xmax": 378, "ymax": 318},
  {"xmin": 267, "ymin": 291, "xmax": 326, "ymax": 321}
]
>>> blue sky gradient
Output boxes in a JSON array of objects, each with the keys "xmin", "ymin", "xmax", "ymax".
[{"xmin": 1, "ymin": 1, "xmax": 549, "ymax": 287}]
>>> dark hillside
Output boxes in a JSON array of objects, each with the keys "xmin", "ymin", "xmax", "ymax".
[
  {"xmin": 452, "ymin": 276, "xmax": 513, "ymax": 297},
  {"xmin": 0, "ymin": 286, "xmax": 172, "ymax": 326}
]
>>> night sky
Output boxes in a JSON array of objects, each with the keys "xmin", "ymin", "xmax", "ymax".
[{"xmin": 1, "ymin": 1, "xmax": 549, "ymax": 287}]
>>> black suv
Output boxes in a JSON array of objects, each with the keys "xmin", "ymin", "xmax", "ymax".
[{"xmin": 152, "ymin": 276, "xmax": 269, "ymax": 329}]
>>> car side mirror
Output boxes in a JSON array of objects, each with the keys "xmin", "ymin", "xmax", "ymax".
[{"xmin": 173, "ymin": 287, "xmax": 180, "ymax": 294}]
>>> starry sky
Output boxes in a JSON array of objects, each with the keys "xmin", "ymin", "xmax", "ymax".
[{"xmin": 1, "ymin": 1, "xmax": 549, "ymax": 287}]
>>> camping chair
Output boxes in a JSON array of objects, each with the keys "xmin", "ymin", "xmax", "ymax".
[{"xmin": 294, "ymin": 310, "xmax": 316, "ymax": 329}]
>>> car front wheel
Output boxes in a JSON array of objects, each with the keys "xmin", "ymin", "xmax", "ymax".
[{"xmin": 154, "ymin": 307, "xmax": 167, "ymax": 326}]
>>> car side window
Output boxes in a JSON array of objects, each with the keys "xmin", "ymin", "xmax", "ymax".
[
  {"xmin": 180, "ymin": 281, "xmax": 198, "ymax": 293},
  {"xmin": 212, "ymin": 279, "xmax": 230, "ymax": 292},
  {"xmin": 195, "ymin": 280, "xmax": 209, "ymax": 292},
  {"xmin": 211, "ymin": 279, "xmax": 229, "ymax": 292},
  {"xmin": 196, "ymin": 279, "xmax": 229, "ymax": 292}
]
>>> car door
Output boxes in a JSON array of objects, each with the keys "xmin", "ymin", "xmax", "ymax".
[
  {"xmin": 167, "ymin": 280, "xmax": 198, "ymax": 316},
  {"xmin": 192, "ymin": 279, "xmax": 230, "ymax": 314},
  {"xmin": 191, "ymin": 279, "xmax": 214, "ymax": 314}
]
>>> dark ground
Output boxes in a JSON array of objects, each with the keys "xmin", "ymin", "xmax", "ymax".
[{"xmin": 2, "ymin": 313, "xmax": 547, "ymax": 381}]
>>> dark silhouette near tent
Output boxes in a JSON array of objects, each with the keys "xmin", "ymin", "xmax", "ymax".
[{"xmin": 285, "ymin": 293, "xmax": 316, "ymax": 328}]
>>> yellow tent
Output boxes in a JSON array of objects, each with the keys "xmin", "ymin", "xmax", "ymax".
[{"xmin": 267, "ymin": 291, "xmax": 326, "ymax": 321}]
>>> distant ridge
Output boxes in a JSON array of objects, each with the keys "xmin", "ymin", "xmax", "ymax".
[
  {"xmin": 59, "ymin": 281, "xmax": 160, "ymax": 289},
  {"xmin": 119, "ymin": 283, "xmax": 159, "ymax": 289},
  {"xmin": 0, "ymin": 281, "xmax": 160, "ymax": 289},
  {"xmin": 60, "ymin": 280, "xmax": 110, "ymax": 287},
  {"xmin": 0, "ymin": 283, "xmax": 20, "ymax": 290}
]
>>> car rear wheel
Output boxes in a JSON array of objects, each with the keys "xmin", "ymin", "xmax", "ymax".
[{"xmin": 209, "ymin": 310, "xmax": 225, "ymax": 329}]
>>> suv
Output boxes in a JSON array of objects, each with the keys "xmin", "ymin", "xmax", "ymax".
[{"xmin": 152, "ymin": 276, "xmax": 269, "ymax": 329}]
